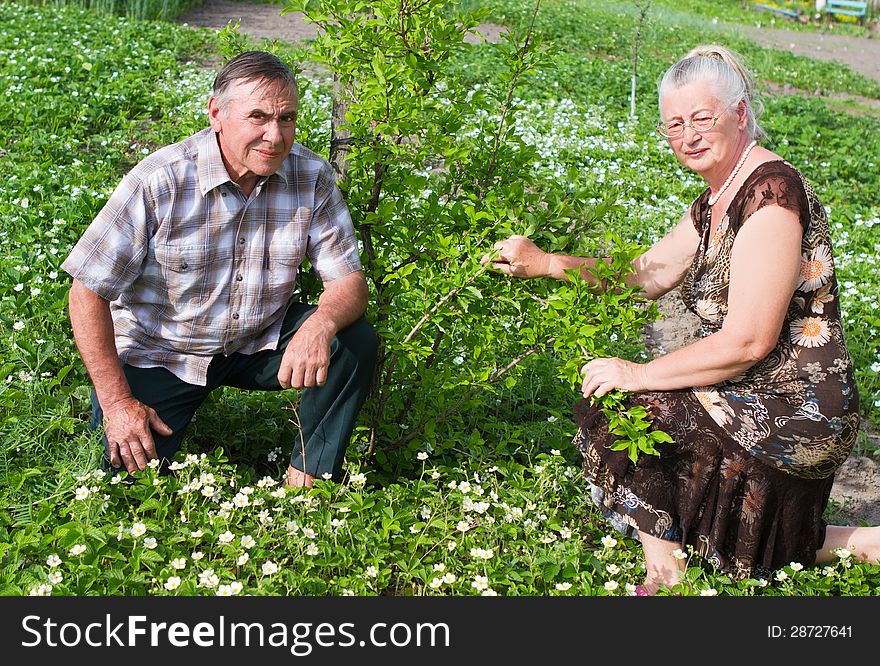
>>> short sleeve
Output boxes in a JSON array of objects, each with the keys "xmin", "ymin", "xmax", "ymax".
[
  {"xmin": 728, "ymin": 161, "xmax": 810, "ymax": 236},
  {"xmin": 61, "ymin": 171, "xmax": 153, "ymax": 300},
  {"xmin": 305, "ymin": 163, "xmax": 362, "ymax": 282}
]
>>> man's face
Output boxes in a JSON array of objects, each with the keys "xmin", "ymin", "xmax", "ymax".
[{"xmin": 208, "ymin": 77, "xmax": 298, "ymax": 190}]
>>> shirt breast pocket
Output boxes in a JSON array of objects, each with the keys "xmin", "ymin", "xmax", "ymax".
[
  {"xmin": 153, "ymin": 245, "xmax": 210, "ymax": 307},
  {"xmin": 267, "ymin": 244, "xmax": 304, "ymax": 299}
]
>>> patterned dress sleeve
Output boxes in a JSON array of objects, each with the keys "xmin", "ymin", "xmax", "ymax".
[{"xmin": 727, "ymin": 161, "xmax": 811, "ymax": 236}]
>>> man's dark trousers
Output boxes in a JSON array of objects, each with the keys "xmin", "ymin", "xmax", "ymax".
[{"xmin": 90, "ymin": 302, "xmax": 378, "ymax": 479}]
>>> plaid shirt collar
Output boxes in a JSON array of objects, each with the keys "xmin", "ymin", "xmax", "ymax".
[{"xmin": 196, "ymin": 129, "xmax": 291, "ymax": 196}]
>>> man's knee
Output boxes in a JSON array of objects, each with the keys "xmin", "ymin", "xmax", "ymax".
[{"xmin": 336, "ymin": 317, "xmax": 379, "ymax": 367}]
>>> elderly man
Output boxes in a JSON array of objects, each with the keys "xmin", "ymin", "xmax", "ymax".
[{"xmin": 62, "ymin": 51, "xmax": 376, "ymax": 488}]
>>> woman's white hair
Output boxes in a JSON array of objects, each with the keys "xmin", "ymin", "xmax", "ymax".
[{"xmin": 658, "ymin": 44, "xmax": 766, "ymax": 142}]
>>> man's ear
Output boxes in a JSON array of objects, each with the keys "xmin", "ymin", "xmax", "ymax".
[{"xmin": 208, "ymin": 96, "xmax": 222, "ymax": 132}]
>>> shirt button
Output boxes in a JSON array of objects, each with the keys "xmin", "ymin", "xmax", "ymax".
[
  {"xmin": 232, "ymin": 313, "xmax": 239, "ymax": 320},
  {"xmin": 239, "ymin": 237, "xmax": 245, "ymax": 245},
  {"xmin": 221, "ymin": 192, "xmax": 227, "ymax": 197},
  {"xmin": 181, "ymin": 262, "xmax": 188, "ymax": 270},
  {"xmin": 236, "ymin": 274, "xmax": 243, "ymax": 281}
]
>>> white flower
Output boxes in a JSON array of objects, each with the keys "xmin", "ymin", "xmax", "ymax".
[
  {"xmin": 191, "ymin": 551, "xmax": 204, "ymax": 561},
  {"xmin": 559, "ymin": 527, "xmax": 573, "ymax": 540},
  {"xmin": 342, "ymin": 589, "xmax": 355, "ymax": 596},
  {"xmin": 822, "ymin": 566, "xmax": 835, "ymax": 576},
  {"xmin": 604, "ymin": 581, "xmax": 619, "ymax": 591},
  {"xmin": 482, "ymin": 588, "xmax": 497, "ymax": 596},
  {"xmin": 672, "ymin": 548, "xmax": 688, "ymax": 560},
  {"xmin": 606, "ymin": 564, "xmax": 620, "ymax": 575},
  {"xmin": 237, "ymin": 553, "xmax": 250, "ymax": 566},
  {"xmin": 625, "ymin": 583, "xmax": 637, "ymax": 595},
  {"xmin": 443, "ymin": 573, "xmax": 456, "ymax": 584},
  {"xmin": 472, "ymin": 576, "xmax": 489, "ymax": 591},
  {"xmin": 130, "ymin": 522, "xmax": 147, "ymax": 537},
  {"xmin": 790, "ymin": 562, "xmax": 803, "ymax": 572},
  {"xmin": 349, "ymin": 472, "xmax": 367, "ymax": 486},
  {"xmin": 233, "ymin": 493, "xmax": 250, "ymax": 508},
  {"xmin": 164, "ymin": 577, "xmax": 181, "ymax": 591},
  {"xmin": 798, "ymin": 245, "xmax": 833, "ymax": 291},
  {"xmin": 306, "ymin": 543, "xmax": 319, "ymax": 556},
  {"xmin": 29, "ymin": 584, "xmax": 53, "ymax": 596},
  {"xmin": 230, "ymin": 581, "xmax": 243, "ymax": 595},
  {"xmin": 431, "ymin": 471, "xmax": 441, "ymax": 480},
  {"xmin": 417, "ymin": 451, "xmax": 429, "ymax": 461},
  {"xmin": 46, "ymin": 555, "xmax": 61, "ymax": 568},
  {"xmin": 216, "ymin": 585, "xmax": 234, "ymax": 596},
  {"xmin": 551, "ymin": 449, "xmax": 561, "ymax": 455},
  {"xmin": 331, "ymin": 518, "xmax": 345, "ymax": 529},
  {"xmin": 409, "ymin": 524, "xmax": 422, "ymax": 534},
  {"xmin": 601, "ymin": 535, "xmax": 618, "ymax": 549},
  {"xmin": 321, "ymin": 472, "xmax": 333, "ymax": 480},
  {"xmin": 366, "ymin": 565, "xmax": 378, "ymax": 578},
  {"xmin": 218, "ymin": 530, "xmax": 235, "ymax": 544},
  {"xmin": 429, "ymin": 577, "xmax": 443, "ymax": 589},
  {"xmin": 13, "ymin": 284, "xmax": 23, "ymax": 293},
  {"xmin": 70, "ymin": 544, "xmax": 86, "ymax": 556},
  {"xmin": 775, "ymin": 570, "xmax": 789, "ymax": 582},
  {"xmin": 790, "ymin": 316, "xmax": 831, "ymax": 348},
  {"xmin": 433, "ymin": 563, "xmax": 446, "ymax": 572},
  {"xmin": 303, "ymin": 527, "xmax": 316, "ymax": 539},
  {"xmin": 74, "ymin": 485, "xmax": 91, "ymax": 500},
  {"xmin": 555, "ymin": 582, "xmax": 572, "ymax": 591},
  {"xmin": 458, "ymin": 481, "xmax": 471, "ymax": 494},
  {"xmin": 693, "ymin": 389, "xmax": 735, "ymax": 427},
  {"xmin": 198, "ymin": 570, "xmax": 219, "ymax": 588},
  {"xmin": 13, "ymin": 321, "xmax": 26, "ymax": 331},
  {"xmin": 171, "ymin": 557, "xmax": 186, "ymax": 570},
  {"xmin": 700, "ymin": 588, "xmax": 718, "ymax": 596},
  {"xmin": 261, "ymin": 561, "xmax": 279, "ymax": 575},
  {"xmin": 190, "ymin": 529, "xmax": 203, "ymax": 539},
  {"xmin": 447, "ymin": 540, "xmax": 457, "ymax": 551},
  {"xmin": 695, "ymin": 298, "xmax": 722, "ymax": 321},
  {"xmin": 143, "ymin": 537, "xmax": 157, "ymax": 549},
  {"xmin": 200, "ymin": 485, "xmax": 216, "ymax": 497},
  {"xmin": 48, "ymin": 571, "xmax": 63, "ymax": 584},
  {"xmin": 835, "ymin": 547, "xmax": 852, "ymax": 560},
  {"xmin": 240, "ymin": 535, "xmax": 256, "ymax": 549}
]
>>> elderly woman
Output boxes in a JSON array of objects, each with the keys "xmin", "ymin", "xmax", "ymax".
[{"xmin": 483, "ymin": 45, "xmax": 879, "ymax": 594}]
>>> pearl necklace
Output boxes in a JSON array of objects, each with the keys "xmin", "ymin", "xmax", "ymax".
[{"xmin": 708, "ymin": 140, "xmax": 757, "ymax": 207}]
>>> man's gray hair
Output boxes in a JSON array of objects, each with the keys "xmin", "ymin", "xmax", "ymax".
[
  {"xmin": 658, "ymin": 44, "xmax": 766, "ymax": 142},
  {"xmin": 212, "ymin": 51, "xmax": 298, "ymax": 110}
]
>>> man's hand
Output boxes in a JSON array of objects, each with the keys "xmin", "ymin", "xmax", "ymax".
[
  {"xmin": 278, "ymin": 314, "xmax": 336, "ymax": 388},
  {"xmin": 102, "ymin": 396, "xmax": 173, "ymax": 472},
  {"xmin": 480, "ymin": 235, "xmax": 550, "ymax": 279},
  {"xmin": 581, "ymin": 357, "xmax": 648, "ymax": 400}
]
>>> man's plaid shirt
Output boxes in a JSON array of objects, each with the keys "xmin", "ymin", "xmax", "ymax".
[{"xmin": 62, "ymin": 128, "xmax": 362, "ymax": 386}]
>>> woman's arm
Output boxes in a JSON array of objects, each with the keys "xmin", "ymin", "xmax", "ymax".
[
  {"xmin": 482, "ymin": 212, "xmax": 701, "ymax": 300},
  {"xmin": 581, "ymin": 205, "xmax": 803, "ymax": 398}
]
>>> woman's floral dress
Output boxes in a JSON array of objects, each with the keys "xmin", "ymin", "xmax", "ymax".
[{"xmin": 573, "ymin": 161, "xmax": 860, "ymax": 578}]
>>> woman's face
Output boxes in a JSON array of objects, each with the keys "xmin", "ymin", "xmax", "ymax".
[{"xmin": 659, "ymin": 80, "xmax": 747, "ymax": 185}]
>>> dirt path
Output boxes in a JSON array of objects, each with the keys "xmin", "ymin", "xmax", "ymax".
[
  {"xmin": 737, "ymin": 24, "xmax": 880, "ymax": 86},
  {"xmin": 178, "ymin": 1, "xmax": 880, "ymax": 527}
]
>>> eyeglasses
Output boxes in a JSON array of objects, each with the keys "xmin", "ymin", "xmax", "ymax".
[{"xmin": 656, "ymin": 107, "xmax": 732, "ymax": 138}]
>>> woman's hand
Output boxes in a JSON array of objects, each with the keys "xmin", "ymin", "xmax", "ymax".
[
  {"xmin": 581, "ymin": 357, "xmax": 648, "ymax": 399},
  {"xmin": 480, "ymin": 235, "xmax": 550, "ymax": 279}
]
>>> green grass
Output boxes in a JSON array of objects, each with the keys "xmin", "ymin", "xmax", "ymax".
[{"xmin": 1, "ymin": 0, "xmax": 878, "ymax": 597}]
